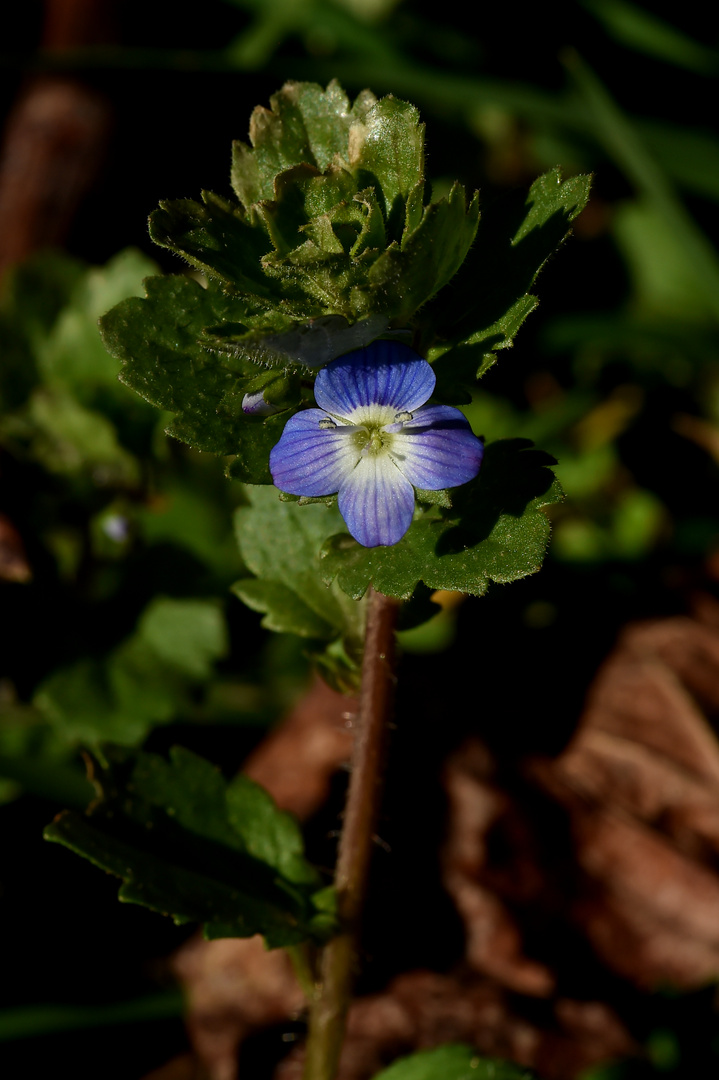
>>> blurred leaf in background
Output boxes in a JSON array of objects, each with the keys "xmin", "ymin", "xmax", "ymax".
[{"xmin": 0, "ymin": 249, "xmax": 310, "ymax": 807}]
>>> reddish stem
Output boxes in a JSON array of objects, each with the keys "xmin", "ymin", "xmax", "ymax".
[{"xmin": 302, "ymin": 586, "xmax": 400, "ymax": 1080}]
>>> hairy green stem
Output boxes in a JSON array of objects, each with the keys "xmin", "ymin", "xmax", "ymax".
[{"xmin": 302, "ymin": 587, "xmax": 400, "ymax": 1080}]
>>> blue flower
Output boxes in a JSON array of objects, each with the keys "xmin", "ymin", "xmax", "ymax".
[{"xmin": 269, "ymin": 341, "xmax": 483, "ymax": 547}]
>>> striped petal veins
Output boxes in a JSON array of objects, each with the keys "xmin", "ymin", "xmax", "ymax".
[{"xmin": 269, "ymin": 341, "xmax": 483, "ymax": 547}]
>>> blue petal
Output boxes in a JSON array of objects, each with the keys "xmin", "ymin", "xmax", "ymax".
[
  {"xmin": 270, "ymin": 410, "xmax": 361, "ymax": 497},
  {"xmin": 389, "ymin": 404, "xmax": 483, "ymax": 489},
  {"xmin": 315, "ymin": 341, "xmax": 435, "ymax": 422},
  {"xmin": 338, "ymin": 454, "xmax": 415, "ymax": 547}
]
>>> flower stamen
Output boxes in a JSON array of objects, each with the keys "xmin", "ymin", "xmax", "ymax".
[{"xmin": 269, "ymin": 341, "xmax": 483, "ymax": 547}]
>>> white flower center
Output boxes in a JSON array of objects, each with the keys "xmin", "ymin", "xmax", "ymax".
[{"xmin": 319, "ymin": 405, "xmax": 414, "ymax": 458}]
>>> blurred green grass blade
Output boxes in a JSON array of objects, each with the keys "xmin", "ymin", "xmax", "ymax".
[
  {"xmin": 0, "ymin": 754, "xmax": 92, "ymax": 807},
  {"xmin": 288, "ymin": 53, "xmax": 719, "ymax": 205},
  {"xmin": 225, "ymin": 0, "xmax": 308, "ymax": 70},
  {"xmin": 20, "ymin": 29, "xmax": 719, "ymax": 202},
  {"xmin": 581, "ymin": 0, "xmax": 719, "ymax": 75},
  {"xmin": 298, "ymin": 58, "xmax": 586, "ymax": 131},
  {"xmin": 565, "ymin": 50, "xmax": 719, "ymax": 325},
  {"xmin": 639, "ymin": 121, "xmax": 719, "ymax": 204},
  {"xmin": 0, "ymin": 991, "xmax": 183, "ymax": 1041}
]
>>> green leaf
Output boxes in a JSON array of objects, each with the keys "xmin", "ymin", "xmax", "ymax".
[
  {"xmin": 233, "ymin": 486, "xmax": 364, "ymax": 642},
  {"xmin": 34, "ymin": 599, "xmax": 228, "ymax": 746},
  {"xmin": 0, "ymin": 249, "xmax": 157, "ymax": 409},
  {"xmin": 149, "ymin": 192, "xmax": 276, "ymax": 296},
  {"xmin": 38, "ymin": 248, "xmax": 160, "ymax": 399},
  {"xmin": 231, "ymin": 80, "xmax": 376, "ymax": 207},
  {"xmin": 431, "ymin": 296, "xmax": 538, "ymax": 401},
  {"xmin": 348, "ymin": 95, "xmax": 425, "ymax": 239},
  {"xmin": 6, "ymin": 387, "xmax": 141, "ymax": 485},
  {"xmin": 44, "ymin": 745, "xmax": 334, "ymax": 947},
  {"xmin": 372, "ymin": 1045, "xmax": 534, "ymax": 1080},
  {"xmin": 136, "ymin": 597, "xmax": 228, "ymax": 680},
  {"xmin": 0, "ymin": 702, "xmax": 93, "ymax": 807},
  {"xmin": 0, "ymin": 251, "xmax": 86, "ymax": 412},
  {"xmin": 101, "ymin": 274, "xmax": 248, "ymax": 454},
  {"xmin": 258, "ymin": 162, "xmax": 358, "ymax": 256},
  {"xmin": 225, "ymin": 774, "xmax": 319, "ymax": 886},
  {"xmin": 612, "ymin": 197, "xmax": 716, "ymax": 321},
  {"xmin": 99, "ymin": 273, "xmax": 297, "ymax": 479},
  {"xmin": 320, "ymin": 439, "xmax": 563, "ymax": 600},
  {"xmin": 3, "ymin": 251, "xmax": 86, "ymax": 341},
  {"xmin": 232, "ymin": 579, "xmax": 337, "ymax": 638},
  {"xmin": 369, "ymin": 183, "xmax": 479, "ymax": 321},
  {"xmin": 422, "ymin": 168, "xmax": 591, "ymax": 378},
  {"xmin": 136, "ymin": 475, "xmax": 245, "ymax": 581}
]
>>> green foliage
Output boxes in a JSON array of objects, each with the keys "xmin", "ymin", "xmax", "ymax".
[
  {"xmin": 128, "ymin": 80, "xmax": 480, "ymax": 339},
  {"xmin": 0, "ymin": 249, "xmax": 158, "ymax": 483},
  {"xmin": 460, "ymin": 388, "xmax": 669, "ymax": 567},
  {"xmin": 94, "ymin": 81, "xmax": 586, "ymax": 616},
  {"xmin": 98, "ymin": 80, "xmax": 486, "ymax": 484},
  {"xmin": 233, "ymin": 486, "xmax": 365, "ymax": 687},
  {"xmin": 0, "ymin": 701, "xmax": 93, "ymax": 808},
  {"xmin": 44, "ymin": 745, "xmax": 336, "ymax": 947},
  {"xmin": 5, "ymin": 12, "xmax": 719, "ymax": 1074},
  {"xmin": 427, "ymin": 169, "xmax": 591, "ymax": 393},
  {"xmin": 34, "ymin": 599, "xmax": 228, "ymax": 747},
  {"xmin": 0, "ymin": 248, "xmax": 258, "ymax": 805},
  {"xmin": 3, "ymin": 387, "xmax": 140, "ymax": 485},
  {"xmin": 99, "ymin": 273, "xmax": 294, "ymax": 471},
  {"xmin": 320, "ymin": 440, "xmax": 563, "ymax": 600},
  {"xmin": 580, "ymin": 0, "xmax": 719, "ymax": 76},
  {"xmin": 372, "ymin": 1045, "xmax": 534, "ymax": 1080}
]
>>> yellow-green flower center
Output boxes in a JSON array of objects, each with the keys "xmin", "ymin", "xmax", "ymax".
[{"xmin": 353, "ymin": 424, "xmax": 393, "ymax": 456}]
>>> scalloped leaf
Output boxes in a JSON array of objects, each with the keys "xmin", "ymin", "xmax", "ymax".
[
  {"xmin": 98, "ymin": 273, "xmax": 296, "ymax": 480},
  {"xmin": 233, "ymin": 486, "xmax": 364, "ymax": 643},
  {"xmin": 258, "ymin": 162, "xmax": 359, "ymax": 256},
  {"xmin": 431, "ymin": 296, "xmax": 538, "ymax": 402},
  {"xmin": 44, "ymin": 745, "xmax": 336, "ymax": 947},
  {"xmin": 348, "ymin": 96, "xmax": 425, "ymax": 240},
  {"xmin": 423, "ymin": 169, "xmax": 591, "ymax": 379},
  {"xmin": 99, "ymin": 83, "xmax": 590, "ymax": 505},
  {"xmin": 231, "ymin": 80, "xmax": 376, "ymax": 208},
  {"xmin": 369, "ymin": 183, "xmax": 479, "ymax": 320},
  {"xmin": 320, "ymin": 439, "xmax": 563, "ymax": 600},
  {"xmin": 149, "ymin": 192, "xmax": 276, "ymax": 296}
]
